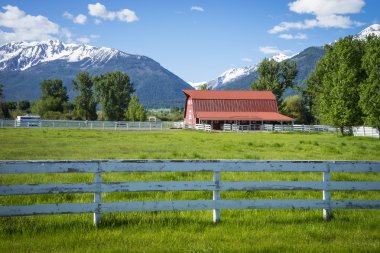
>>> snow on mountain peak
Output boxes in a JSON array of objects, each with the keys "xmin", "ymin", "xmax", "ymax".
[
  {"xmin": 354, "ymin": 24, "xmax": 380, "ymax": 40},
  {"xmin": 270, "ymin": 53, "xmax": 291, "ymax": 62},
  {"xmin": 203, "ymin": 65, "xmax": 258, "ymax": 90},
  {"xmin": 0, "ymin": 40, "xmax": 132, "ymax": 71},
  {"xmin": 188, "ymin": 81, "xmax": 207, "ymax": 90}
]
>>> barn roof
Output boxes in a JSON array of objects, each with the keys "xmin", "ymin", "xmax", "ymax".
[
  {"xmin": 195, "ymin": 111, "xmax": 294, "ymax": 121},
  {"xmin": 183, "ymin": 90, "xmax": 275, "ymax": 100}
]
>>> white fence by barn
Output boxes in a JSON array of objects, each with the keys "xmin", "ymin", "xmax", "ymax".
[
  {"xmin": 0, "ymin": 119, "xmax": 180, "ymax": 130},
  {"xmin": 353, "ymin": 126, "xmax": 379, "ymax": 138},
  {"xmin": 0, "ymin": 160, "xmax": 379, "ymax": 225}
]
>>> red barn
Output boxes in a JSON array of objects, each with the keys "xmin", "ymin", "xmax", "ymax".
[{"xmin": 183, "ymin": 90, "xmax": 294, "ymax": 130}]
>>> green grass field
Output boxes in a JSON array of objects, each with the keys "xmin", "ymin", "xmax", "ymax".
[{"xmin": 0, "ymin": 128, "xmax": 379, "ymax": 252}]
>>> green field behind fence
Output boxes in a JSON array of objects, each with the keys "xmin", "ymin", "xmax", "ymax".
[{"xmin": 0, "ymin": 128, "xmax": 379, "ymax": 252}]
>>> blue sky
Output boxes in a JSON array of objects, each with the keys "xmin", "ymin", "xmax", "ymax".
[{"xmin": 0, "ymin": 0, "xmax": 379, "ymax": 82}]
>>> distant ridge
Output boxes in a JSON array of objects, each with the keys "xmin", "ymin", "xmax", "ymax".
[{"xmin": 0, "ymin": 40, "xmax": 193, "ymax": 108}]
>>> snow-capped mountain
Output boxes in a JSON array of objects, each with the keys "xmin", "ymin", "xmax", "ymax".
[
  {"xmin": 271, "ymin": 53, "xmax": 292, "ymax": 62},
  {"xmin": 0, "ymin": 40, "xmax": 133, "ymax": 71},
  {"xmin": 354, "ymin": 24, "xmax": 380, "ymax": 40},
  {"xmin": 188, "ymin": 81, "xmax": 206, "ymax": 90},
  {"xmin": 0, "ymin": 40, "xmax": 192, "ymax": 108},
  {"xmin": 195, "ymin": 53, "xmax": 290, "ymax": 90},
  {"xmin": 205, "ymin": 65, "xmax": 258, "ymax": 90}
]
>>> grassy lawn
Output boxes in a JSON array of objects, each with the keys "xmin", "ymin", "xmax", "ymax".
[{"xmin": 0, "ymin": 128, "xmax": 379, "ymax": 252}]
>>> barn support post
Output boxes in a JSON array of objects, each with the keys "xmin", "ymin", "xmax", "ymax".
[
  {"xmin": 323, "ymin": 166, "xmax": 332, "ymax": 220},
  {"xmin": 213, "ymin": 171, "xmax": 221, "ymax": 223},
  {"xmin": 94, "ymin": 162, "xmax": 102, "ymax": 226}
]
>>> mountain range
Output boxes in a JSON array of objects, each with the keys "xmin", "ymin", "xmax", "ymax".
[
  {"xmin": 191, "ymin": 24, "xmax": 380, "ymax": 96},
  {"xmin": 0, "ymin": 24, "xmax": 379, "ymax": 108},
  {"xmin": 0, "ymin": 40, "xmax": 192, "ymax": 108}
]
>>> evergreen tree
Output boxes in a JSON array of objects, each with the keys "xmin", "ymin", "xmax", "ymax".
[
  {"xmin": 72, "ymin": 72, "xmax": 97, "ymax": 120},
  {"xmin": 251, "ymin": 58, "xmax": 297, "ymax": 107},
  {"xmin": 360, "ymin": 35, "xmax": 380, "ymax": 131},
  {"xmin": 94, "ymin": 71, "xmax": 135, "ymax": 121},
  {"xmin": 125, "ymin": 95, "xmax": 146, "ymax": 121}
]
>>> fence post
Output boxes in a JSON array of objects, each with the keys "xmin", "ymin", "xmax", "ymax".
[
  {"xmin": 94, "ymin": 162, "xmax": 102, "ymax": 226},
  {"xmin": 213, "ymin": 171, "xmax": 221, "ymax": 223},
  {"xmin": 323, "ymin": 166, "xmax": 332, "ymax": 220},
  {"xmin": 0, "ymin": 120, "xmax": 3, "ymax": 128}
]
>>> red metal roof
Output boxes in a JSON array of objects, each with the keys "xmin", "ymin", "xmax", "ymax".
[
  {"xmin": 183, "ymin": 90, "xmax": 276, "ymax": 100},
  {"xmin": 193, "ymin": 99, "xmax": 278, "ymax": 112},
  {"xmin": 195, "ymin": 111, "xmax": 294, "ymax": 121}
]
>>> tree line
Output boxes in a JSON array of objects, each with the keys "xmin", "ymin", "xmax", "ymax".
[
  {"xmin": 0, "ymin": 71, "xmax": 147, "ymax": 121},
  {"xmin": 251, "ymin": 34, "xmax": 380, "ymax": 134}
]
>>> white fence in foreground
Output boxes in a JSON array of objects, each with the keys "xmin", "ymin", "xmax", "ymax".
[{"xmin": 0, "ymin": 160, "xmax": 379, "ymax": 225}]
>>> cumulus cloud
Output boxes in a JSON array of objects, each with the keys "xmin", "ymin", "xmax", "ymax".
[
  {"xmin": 191, "ymin": 6, "xmax": 204, "ymax": 12},
  {"xmin": 259, "ymin": 46, "xmax": 292, "ymax": 55},
  {"xmin": 241, "ymin": 58, "xmax": 253, "ymax": 62},
  {"xmin": 88, "ymin": 2, "xmax": 138, "ymax": 23},
  {"xmin": 63, "ymin": 11, "xmax": 87, "ymax": 25},
  {"xmin": 269, "ymin": 0, "xmax": 365, "ymax": 35},
  {"xmin": 0, "ymin": 5, "xmax": 61, "ymax": 44},
  {"xmin": 289, "ymin": 0, "xmax": 365, "ymax": 16},
  {"xmin": 278, "ymin": 33, "xmax": 307, "ymax": 39}
]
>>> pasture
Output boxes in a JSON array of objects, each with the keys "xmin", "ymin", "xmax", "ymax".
[{"xmin": 0, "ymin": 128, "xmax": 379, "ymax": 252}]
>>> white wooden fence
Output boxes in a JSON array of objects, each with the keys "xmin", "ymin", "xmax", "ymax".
[
  {"xmin": 0, "ymin": 160, "xmax": 379, "ymax": 226},
  {"xmin": 0, "ymin": 119, "xmax": 176, "ymax": 130},
  {"xmin": 353, "ymin": 126, "xmax": 380, "ymax": 138}
]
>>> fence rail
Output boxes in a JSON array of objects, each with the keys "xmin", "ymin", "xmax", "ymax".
[
  {"xmin": 0, "ymin": 119, "xmax": 180, "ymax": 130},
  {"xmin": 0, "ymin": 160, "xmax": 379, "ymax": 225}
]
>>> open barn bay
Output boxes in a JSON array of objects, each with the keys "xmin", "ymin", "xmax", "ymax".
[{"xmin": 0, "ymin": 129, "xmax": 379, "ymax": 252}]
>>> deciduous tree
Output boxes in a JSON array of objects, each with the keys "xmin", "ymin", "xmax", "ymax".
[
  {"xmin": 251, "ymin": 59, "xmax": 297, "ymax": 107},
  {"xmin": 307, "ymin": 36, "xmax": 364, "ymax": 135},
  {"xmin": 72, "ymin": 72, "xmax": 97, "ymax": 120},
  {"xmin": 125, "ymin": 95, "xmax": 146, "ymax": 121},
  {"xmin": 94, "ymin": 71, "xmax": 135, "ymax": 121},
  {"xmin": 360, "ymin": 35, "xmax": 380, "ymax": 131}
]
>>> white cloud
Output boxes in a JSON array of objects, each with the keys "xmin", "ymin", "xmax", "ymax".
[
  {"xmin": 94, "ymin": 19, "xmax": 102, "ymax": 24},
  {"xmin": 241, "ymin": 58, "xmax": 253, "ymax": 62},
  {"xmin": 191, "ymin": 6, "xmax": 204, "ymax": 12},
  {"xmin": 63, "ymin": 11, "xmax": 73, "ymax": 20},
  {"xmin": 88, "ymin": 3, "xmax": 138, "ymax": 23},
  {"xmin": 259, "ymin": 46, "xmax": 292, "ymax": 55},
  {"xmin": 289, "ymin": 0, "xmax": 365, "ymax": 16},
  {"xmin": 278, "ymin": 33, "xmax": 307, "ymax": 39},
  {"xmin": 269, "ymin": 0, "xmax": 365, "ymax": 34},
  {"xmin": 63, "ymin": 11, "xmax": 87, "ymax": 25},
  {"xmin": 74, "ymin": 14, "xmax": 87, "ymax": 25},
  {"xmin": 0, "ymin": 5, "xmax": 61, "ymax": 44}
]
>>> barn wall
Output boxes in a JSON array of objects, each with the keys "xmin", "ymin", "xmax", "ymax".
[{"xmin": 184, "ymin": 98, "xmax": 196, "ymax": 127}]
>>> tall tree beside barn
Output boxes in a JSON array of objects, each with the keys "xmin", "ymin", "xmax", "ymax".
[
  {"xmin": 307, "ymin": 36, "xmax": 364, "ymax": 135},
  {"xmin": 251, "ymin": 59, "xmax": 297, "ymax": 108},
  {"xmin": 94, "ymin": 71, "xmax": 135, "ymax": 121},
  {"xmin": 72, "ymin": 72, "xmax": 97, "ymax": 120},
  {"xmin": 360, "ymin": 35, "xmax": 380, "ymax": 132}
]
